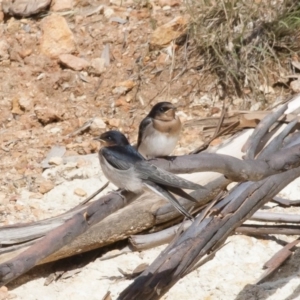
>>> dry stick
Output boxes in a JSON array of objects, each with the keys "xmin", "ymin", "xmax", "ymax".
[
  {"xmin": 242, "ymin": 103, "xmax": 288, "ymax": 159},
  {"xmin": 272, "ymin": 196, "xmax": 300, "ymax": 207},
  {"xmin": 130, "ymin": 221, "xmax": 192, "ymax": 251},
  {"xmin": 255, "ymin": 238, "xmax": 300, "ymax": 284},
  {"xmin": 130, "ymin": 211, "xmax": 300, "ymax": 251},
  {"xmin": 66, "ymin": 118, "xmax": 95, "ymax": 137},
  {"xmin": 251, "ymin": 211, "xmax": 300, "ymax": 223},
  {"xmin": 236, "ymin": 224, "xmax": 300, "ymax": 236},
  {"xmin": 118, "ymin": 167, "xmax": 300, "ymax": 300},
  {"xmin": 0, "ymin": 191, "xmax": 139, "ymax": 287}
]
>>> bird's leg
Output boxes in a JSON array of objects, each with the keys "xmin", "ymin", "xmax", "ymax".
[{"xmin": 110, "ymin": 188, "xmax": 128, "ymax": 204}]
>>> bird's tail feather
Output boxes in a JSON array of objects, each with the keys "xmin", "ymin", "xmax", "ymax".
[
  {"xmin": 165, "ymin": 186, "xmax": 198, "ymax": 203},
  {"xmin": 143, "ymin": 181, "xmax": 194, "ymax": 220}
]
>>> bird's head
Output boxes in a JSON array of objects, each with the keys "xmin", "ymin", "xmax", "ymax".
[
  {"xmin": 148, "ymin": 102, "xmax": 177, "ymax": 121},
  {"xmin": 94, "ymin": 130, "xmax": 130, "ymax": 147}
]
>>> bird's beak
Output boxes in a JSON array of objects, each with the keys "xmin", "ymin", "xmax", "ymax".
[
  {"xmin": 93, "ymin": 137, "xmax": 105, "ymax": 143},
  {"xmin": 167, "ymin": 106, "xmax": 177, "ymax": 112}
]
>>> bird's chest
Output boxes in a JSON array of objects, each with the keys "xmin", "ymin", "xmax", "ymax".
[
  {"xmin": 99, "ymin": 154, "xmax": 143, "ymax": 192},
  {"xmin": 142, "ymin": 127, "xmax": 179, "ymax": 157}
]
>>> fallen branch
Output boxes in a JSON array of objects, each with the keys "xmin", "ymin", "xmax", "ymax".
[
  {"xmin": 130, "ymin": 211, "xmax": 300, "ymax": 251},
  {"xmin": 236, "ymin": 224, "xmax": 300, "ymax": 236},
  {"xmin": 255, "ymin": 238, "xmax": 300, "ymax": 284}
]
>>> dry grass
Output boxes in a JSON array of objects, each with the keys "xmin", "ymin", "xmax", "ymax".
[{"xmin": 185, "ymin": 0, "xmax": 300, "ymax": 104}]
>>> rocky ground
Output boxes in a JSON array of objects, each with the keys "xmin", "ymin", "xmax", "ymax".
[{"xmin": 0, "ymin": 0, "xmax": 300, "ymax": 299}]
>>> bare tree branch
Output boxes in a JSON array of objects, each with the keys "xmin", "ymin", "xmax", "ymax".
[{"xmin": 150, "ymin": 143, "xmax": 300, "ymax": 182}]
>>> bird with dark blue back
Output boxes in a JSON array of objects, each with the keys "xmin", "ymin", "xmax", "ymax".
[{"xmin": 95, "ymin": 130, "xmax": 205, "ymax": 219}]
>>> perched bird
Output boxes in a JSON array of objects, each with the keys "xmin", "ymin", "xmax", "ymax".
[
  {"xmin": 137, "ymin": 102, "xmax": 182, "ymax": 158},
  {"xmin": 95, "ymin": 130, "xmax": 204, "ymax": 220}
]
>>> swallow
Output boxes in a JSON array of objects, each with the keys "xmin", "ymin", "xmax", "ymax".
[
  {"xmin": 94, "ymin": 130, "xmax": 204, "ymax": 220},
  {"xmin": 137, "ymin": 102, "xmax": 182, "ymax": 158}
]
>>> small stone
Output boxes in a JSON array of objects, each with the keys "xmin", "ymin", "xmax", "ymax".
[
  {"xmin": 0, "ymin": 192, "xmax": 8, "ymax": 205},
  {"xmin": 211, "ymin": 107, "xmax": 221, "ymax": 115},
  {"xmin": 109, "ymin": 0, "xmax": 133, "ymax": 6},
  {"xmin": 108, "ymin": 118, "xmax": 121, "ymax": 127},
  {"xmin": 250, "ymin": 102, "xmax": 262, "ymax": 111},
  {"xmin": 158, "ymin": 0, "xmax": 180, "ymax": 6},
  {"xmin": 156, "ymin": 52, "xmax": 169, "ymax": 67},
  {"xmin": 259, "ymin": 84, "xmax": 274, "ymax": 94},
  {"xmin": 40, "ymin": 14, "xmax": 76, "ymax": 58},
  {"xmin": 125, "ymin": 94, "xmax": 133, "ymax": 102},
  {"xmin": 48, "ymin": 156, "xmax": 63, "ymax": 166},
  {"xmin": 49, "ymin": 127, "xmax": 62, "ymax": 134},
  {"xmin": 76, "ymin": 158, "xmax": 88, "ymax": 168},
  {"xmin": 150, "ymin": 16, "xmax": 188, "ymax": 49},
  {"xmin": 104, "ymin": 7, "xmax": 114, "ymax": 19},
  {"xmin": 6, "ymin": 17, "xmax": 19, "ymax": 34},
  {"xmin": 74, "ymin": 188, "xmax": 87, "ymax": 197},
  {"xmin": 88, "ymin": 58, "xmax": 106, "ymax": 75},
  {"xmin": 290, "ymin": 79, "xmax": 300, "ymax": 93},
  {"xmin": 19, "ymin": 95, "xmax": 33, "ymax": 111},
  {"xmin": 2, "ymin": 0, "xmax": 51, "ymax": 17},
  {"xmin": 59, "ymin": 54, "xmax": 90, "ymax": 71},
  {"xmin": 115, "ymin": 97, "xmax": 129, "ymax": 107},
  {"xmin": 39, "ymin": 180, "xmax": 55, "ymax": 194},
  {"xmin": 0, "ymin": 40, "xmax": 10, "ymax": 60},
  {"xmin": 112, "ymin": 86, "xmax": 129, "ymax": 95},
  {"xmin": 112, "ymin": 86, "xmax": 127, "ymax": 95},
  {"xmin": 113, "ymin": 80, "xmax": 136, "ymax": 95},
  {"xmin": 117, "ymin": 80, "xmax": 136, "ymax": 90},
  {"xmin": 162, "ymin": 5, "xmax": 171, "ymax": 10},
  {"xmin": 18, "ymin": 48, "xmax": 32, "ymax": 58},
  {"xmin": 34, "ymin": 106, "xmax": 62, "ymax": 125},
  {"xmin": 90, "ymin": 117, "xmax": 107, "ymax": 131},
  {"xmin": 0, "ymin": 286, "xmax": 8, "ymax": 300},
  {"xmin": 11, "ymin": 97, "xmax": 23, "ymax": 115},
  {"xmin": 51, "ymin": 0, "xmax": 73, "ymax": 11}
]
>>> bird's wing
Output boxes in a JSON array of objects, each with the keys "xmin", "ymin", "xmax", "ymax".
[
  {"xmin": 137, "ymin": 117, "xmax": 152, "ymax": 148},
  {"xmin": 143, "ymin": 181, "xmax": 193, "ymax": 220},
  {"xmin": 101, "ymin": 146, "xmax": 143, "ymax": 170},
  {"xmin": 135, "ymin": 161, "xmax": 205, "ymax": 190}
]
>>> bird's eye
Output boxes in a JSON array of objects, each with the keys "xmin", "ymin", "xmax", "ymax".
[
  {"xmin": 107, "ymin": 136, "xmax": 112, "ymax": 140},
  {"xmin": 160, "ymin": 107, "xmax": 166, "ymax": 112}
]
